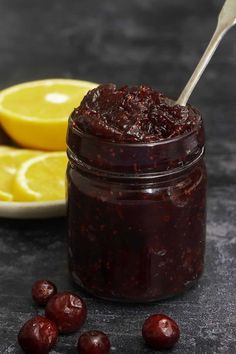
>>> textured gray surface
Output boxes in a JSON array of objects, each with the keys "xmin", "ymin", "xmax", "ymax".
[{"xmin": 0, "ymin": 0, "xmax": 236, "ymax": 353}]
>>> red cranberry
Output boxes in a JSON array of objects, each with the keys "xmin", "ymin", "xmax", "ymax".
[
  {"xmin": 142, "ymin": 314, "xmax": 180, "ymax": 350},
  {"xmin": 77, "ymin": 330, "xmax": 110, "ymax": 354},
  {"xmin": 18, "ymin": 315, "xmax": 58, "ymax": 354},
  {"xmin": 32, "ymin": 280, "xmax": 57, "ymax": 306},
  {"xmin": 45, "ymin": 292, "xmax": 87, "ymax": 333}
]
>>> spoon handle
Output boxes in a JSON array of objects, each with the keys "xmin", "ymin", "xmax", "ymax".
[{"xmin": 176, "ymin": 0, "xmax": 236, "ymax": 106}]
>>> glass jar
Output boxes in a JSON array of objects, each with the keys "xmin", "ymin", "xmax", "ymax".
[{"xmin": 67, "ymin": 117, "xmax": 207, "ymax": 302}]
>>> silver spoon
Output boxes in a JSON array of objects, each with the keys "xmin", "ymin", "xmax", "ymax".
[{"xmin": 176, "ymin": 0, "xmax": 236, "ymax": 106}]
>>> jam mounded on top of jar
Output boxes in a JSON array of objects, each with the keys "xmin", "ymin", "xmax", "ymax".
[
  {"xmin": 71, "ymin": 84, "xmax": 202, "ymax": 143},
  {"xmin": 67, "ymin": 84, "xmax": 207, "ymax": 302}
]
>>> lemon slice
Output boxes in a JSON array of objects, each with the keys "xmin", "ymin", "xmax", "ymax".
[
  {"xmin": 0, "ymin": 79, "xmax": 98, "ymax": 150},
  {"xmin": 0, "ymin": 149, "xmax": 41, "ymax": 202},
  {"xmin": 0, "ymin": 191, "xmax": 13, "ymax": 202},
  {"xmin": 13, "ymin": 152, "xmax": 68, "ymax": 202},
  {"xmin": 0, "ymin": 145, "xmax": 14, "ymax": 152}
]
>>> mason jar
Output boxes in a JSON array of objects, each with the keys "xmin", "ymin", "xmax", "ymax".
[{"xmin": 67, "ymin": 116, "xmax": 207, "ymax": 302}]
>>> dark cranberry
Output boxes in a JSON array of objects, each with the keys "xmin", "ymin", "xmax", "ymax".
[
  {"xmin": 142, "ymin": 314, "xmax": 180, "ymax": 350},
  {"xmin": 18, "ymin": 315, "xmax": 58, "ymax": 354},
  {"xmin": 32, "ymin": 280, "xmax": 57, "ymax": 306},
  {"xmin": 45, "ymin": 292, "xmax": 87, "ymax": 333},
  {"xmin": 77, "ymin": 330, "xmax": 110, "ymax": 354}
]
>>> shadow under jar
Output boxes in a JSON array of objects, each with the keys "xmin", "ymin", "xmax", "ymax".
[{"xmin": 67, "ymin": 119, "xmax": 207, "ymax": 303}]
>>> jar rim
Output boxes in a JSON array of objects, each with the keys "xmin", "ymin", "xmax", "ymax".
[
  {"xmin": 69, "ymin": 116, "xmax": 201, "ymax": 148},
  {"xmin": 67, "ymin": 116, "xmax": 205, "ymax": 174}
]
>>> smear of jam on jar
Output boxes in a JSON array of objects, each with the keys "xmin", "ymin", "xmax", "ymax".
[
  {"xmin": 67, "ymin": 84, "xmax": 207, "ymax": 302},
  {"xmin": 71, "ymin": 84, "xmax": 202, "ymax": 142}
]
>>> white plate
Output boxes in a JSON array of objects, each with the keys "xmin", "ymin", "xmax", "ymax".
[{"xmin": 0, "ymin": 200, "xmax": 66, "ymax": 219}]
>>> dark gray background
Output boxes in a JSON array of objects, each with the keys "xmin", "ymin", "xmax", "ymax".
[{"xmin": 0, "ymin": 0, "xmax": 235, "ymax": 353}]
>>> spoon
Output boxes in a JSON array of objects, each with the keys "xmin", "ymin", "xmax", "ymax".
[{"xmin": 176, "ymin": 0, "xmax": 236, "ymax": 106}]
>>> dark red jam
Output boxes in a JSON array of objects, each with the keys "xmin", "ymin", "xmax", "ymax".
[
  {"xmin": 67, "ymin": 84, "xmax": 207, "ymax": 302},
  {"xmin": 72, "ymin": 84, "xmax": 201, "ymax": 143}
]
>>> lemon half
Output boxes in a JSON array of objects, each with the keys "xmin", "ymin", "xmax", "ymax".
[{"xmin": 0, "ymin": 79, "xmax": 97, "ymax": 150}]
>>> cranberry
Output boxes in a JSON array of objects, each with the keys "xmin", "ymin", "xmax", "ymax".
[
  {"xmin": 32, "ymin": 280, "xmax": 57, "ymax": 306},
  {"xmin": 77, "ymin": 330, "xmax": 110, "ymax": 354},
  {"xmin": 45, "ymin": 292, "xmax": 87, "ymax": 333},
  {"xmin": 142, "ymin": 314, "xmax": 180, "ymax": 350},
  {"xmin": 18, "ymin": 315, "xmax": 58, "ymax": 354}
]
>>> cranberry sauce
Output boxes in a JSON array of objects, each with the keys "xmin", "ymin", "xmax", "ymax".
[
  {"xmin": 71, "ymin": 84, "xmax": 201, "ymax": 143},
  {"xmin": 67, "ymin": 84, "xmax": 207, "ymax": 302}
]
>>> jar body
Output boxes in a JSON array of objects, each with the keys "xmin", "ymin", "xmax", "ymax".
[{"xmin": 67, "ymin": 125, "xmax": 207, "ymax": 302}]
